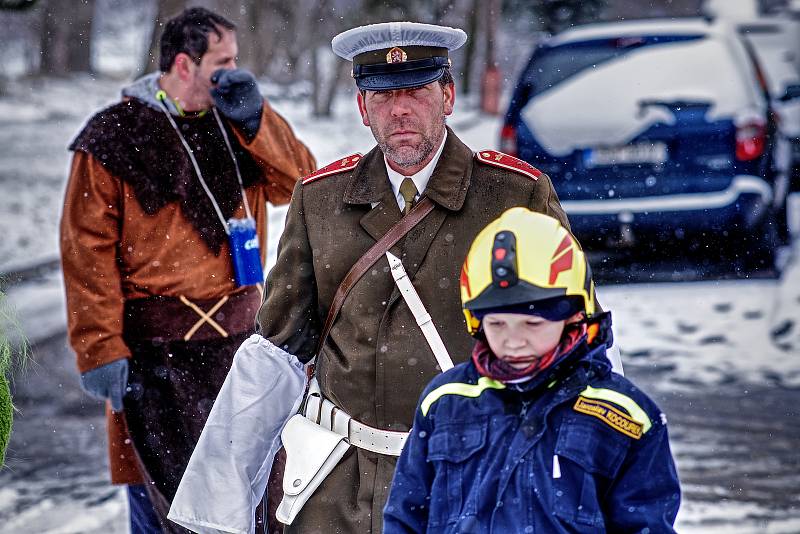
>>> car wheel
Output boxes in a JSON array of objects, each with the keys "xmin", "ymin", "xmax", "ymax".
[{"xmin": 732, "ymin": 210, "xmax": 778, "ymax": 277}]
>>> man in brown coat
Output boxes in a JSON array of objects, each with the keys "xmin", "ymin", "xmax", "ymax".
[
  {"xmin": 257, "ymin": 22, "xmax": 570, "ymax": 534},
  {"xmin": 60, "ymin": 7, "xmax": 314, "ymax": 533}
]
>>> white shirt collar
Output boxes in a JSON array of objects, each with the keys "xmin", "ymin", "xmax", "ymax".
[{"xmin": 384, "ymin": 130, "xmax": 448, "ymax": 212}]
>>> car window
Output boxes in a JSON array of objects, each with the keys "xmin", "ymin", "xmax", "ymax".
[
  {"xmin": 739, "ymin": 24, "xmax": 800, "ymax": 96},
  {"xmin": 520, "ymin": 33, "xmax": 763, "ymax": 156},
  {"xmin": 525, "ymin": 35, "xmax": 705, "ymax": 99},
  {"xmin": 739, "ymin": 37, "xmax": 773, "ymax": 101}
]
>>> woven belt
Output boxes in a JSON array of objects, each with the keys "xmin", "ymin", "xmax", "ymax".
[{"xmin": 303, "ymin": 379, "xmax": 408, "ymax": 456}]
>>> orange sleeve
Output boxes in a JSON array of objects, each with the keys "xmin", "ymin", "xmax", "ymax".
[
  {"xmin": 234, "ymin": 101, "xmax": 316, "ymax": 206},
  {"xmin": 60, "ymin": 152, "xmax": 131, "ymax": 373}
]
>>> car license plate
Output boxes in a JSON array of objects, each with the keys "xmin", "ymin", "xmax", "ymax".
[{"xmin": 584, "ymin": 142, "xmax": 668, "ymax": 167}]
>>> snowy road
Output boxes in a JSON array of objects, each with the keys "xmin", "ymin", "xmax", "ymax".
[{"xmin": 0, "ymin": 335, "xmax": 127, "ymax": 534}]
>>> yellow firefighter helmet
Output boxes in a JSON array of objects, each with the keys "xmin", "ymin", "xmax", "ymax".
[{"xmin": 460, "ymin": 207, "xmax": 595, "ymax": 335}]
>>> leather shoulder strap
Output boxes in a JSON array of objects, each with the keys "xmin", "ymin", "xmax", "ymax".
[{"xmin": 314, "ymin": 197, "xmax": 435, "ymax": 359}]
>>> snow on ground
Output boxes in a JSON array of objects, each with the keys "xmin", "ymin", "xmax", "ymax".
[
  {"xmin": 602, "ymin": 253, "xmax": 800, "ymax": 390},
  {"xmin": 678, "ymin": 501, "xmax": 800, "ymax": 534},
  {"xmin": 0, "ymin": 486, "xmax": 127, "ymax": 534}
]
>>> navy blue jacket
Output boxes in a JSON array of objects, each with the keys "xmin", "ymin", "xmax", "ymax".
[{"xmin": 383, "ymin": 314, "xmax": 680, "ymax": 533}]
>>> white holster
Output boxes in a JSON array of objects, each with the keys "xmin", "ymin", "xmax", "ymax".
[
  {"xmin": 276, "ymin": 378, "xmax": 409, "ymax": 524},
  {"xmin": 276, "ymin": 412, "xmax": 351, "ymax": 525}
]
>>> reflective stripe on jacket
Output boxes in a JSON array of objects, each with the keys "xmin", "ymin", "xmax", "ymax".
[{"xmin": 384, "ymin": 323, "xmax": 680, "ymax": 533}]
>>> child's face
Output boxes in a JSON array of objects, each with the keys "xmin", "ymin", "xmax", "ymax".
[{"xmin": 482, "ymin": 312, "xmax": 566, "ymax": 369}]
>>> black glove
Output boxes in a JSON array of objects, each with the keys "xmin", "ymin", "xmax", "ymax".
[
  {"xmin": 211, "ymin": 68, "xmax": 264, "ymax": 141},
  {"xmin": 80, "ymin": 358, "xmax": 129, "ymax": 412}
]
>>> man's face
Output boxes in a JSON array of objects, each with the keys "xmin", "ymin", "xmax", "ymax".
[
  {"xmin": 184, "ymin": 28, "xmax": 238, "ymax": 109},
  {"xmin": 358, "ymin": 81, "xmax": 455, "ymax": 169}
]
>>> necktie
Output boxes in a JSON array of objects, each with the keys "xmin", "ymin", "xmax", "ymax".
[{"xmin": 399, "ymin": 178, "xmax": 418, "ymax": 215}]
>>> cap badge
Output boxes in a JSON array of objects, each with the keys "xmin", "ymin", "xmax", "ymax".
[{"xmin": 386, "ymin": 47, "xmax": 408, "ymax": 64}]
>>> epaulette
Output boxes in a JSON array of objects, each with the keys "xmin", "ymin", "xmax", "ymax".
[
  {"xmin": 475, "ymin": 150, "xmax": 542, "ymax": 180},
  {"xmin": 302, "ymin": 153, "xmax": 363, "ymax": 185}
]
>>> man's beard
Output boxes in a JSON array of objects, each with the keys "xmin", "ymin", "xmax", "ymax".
[
  {"xmin": 189, "ymin": 71, "xmax": 214, "ymax": 111},
  {"xmin": 374, "ymin": 115, "xmax": 446, "ymax": 169}
]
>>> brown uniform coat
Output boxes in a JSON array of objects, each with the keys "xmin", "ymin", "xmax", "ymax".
[
  {"xmin": 257, "ymin": 129, "xmax": 569, "ymax": 533},
  {"xmin": 61, "ymin": 101, "xmax": 315, "ymax": 484}
]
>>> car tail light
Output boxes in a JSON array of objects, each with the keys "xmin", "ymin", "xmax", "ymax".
[
  {"xmin": 735, "ymin": 118, "xmax": 766, "ymax": 161},
  {"xmin": 500, "ymin": 124, "xmax": 517, "ymax": 156}
]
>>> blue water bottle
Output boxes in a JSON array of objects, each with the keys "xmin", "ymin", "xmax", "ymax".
[{"xmin": 227, "ymin": 217, "xmax": 265, "ymax": 287}]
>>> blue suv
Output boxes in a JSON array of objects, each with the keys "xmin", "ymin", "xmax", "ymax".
[{"xmin": 501, "ymin": 19, "xmax": 792, "ymax": 269}]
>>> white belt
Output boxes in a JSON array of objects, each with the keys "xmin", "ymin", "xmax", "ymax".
[
  {"xmin": 349, "ymin": 418, "xmax": 408, "ymax": 456},
  {"xmin": 303, "ymin": 379, "xmax": 408, "ymax": 456}
]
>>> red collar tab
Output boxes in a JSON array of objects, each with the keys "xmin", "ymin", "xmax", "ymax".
[
  {"xmin": 475, "ymin": 150, "xmax": 542, "ymax": 181},
  {"xmin": 302, "ymin": 153, "xmax": 363, "ymax": 185}
]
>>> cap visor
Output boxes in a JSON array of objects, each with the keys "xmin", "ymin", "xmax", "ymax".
[
  {"xmin": 470, "ymin": 296, "xmax": 584, "ymax": 322},
  {"xmin": 356, "ymin": 67, "xmax": 445, "ymax": 91}
]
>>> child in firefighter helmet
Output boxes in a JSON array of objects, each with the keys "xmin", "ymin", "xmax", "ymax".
[
  {"xmin": 460, "ymin": 207, "xmax": 596, "ymax": 381},
  {"xmin": 384, "ymin": 208, "xmax": 680, "ymax": 533}
]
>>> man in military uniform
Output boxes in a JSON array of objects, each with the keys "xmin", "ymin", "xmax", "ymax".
[{"xmin": 257, "ymin": 22, "xmax": 572, "ymax": 533}]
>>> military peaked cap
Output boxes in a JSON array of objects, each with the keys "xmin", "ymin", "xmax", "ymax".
[{"xmin": 331, "ymin": 21, "xmax": 467, "ymax": 91}]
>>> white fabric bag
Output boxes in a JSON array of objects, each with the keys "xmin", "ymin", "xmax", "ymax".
[{"xmin": 168, "ymin": 334, "xmax": 307, "ymax": 534}]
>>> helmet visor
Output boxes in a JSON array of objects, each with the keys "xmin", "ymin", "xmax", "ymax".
[{"xmin": 470, "ymin": 295, "xmax": 585, "ymax": 323}]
